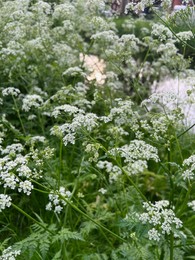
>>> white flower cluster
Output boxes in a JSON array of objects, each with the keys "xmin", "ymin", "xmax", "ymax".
[
  {"xmin": 125, "ymin": 0, "xmax": 154, "ymax": 14},
  {"xmin": 18, "ymin": 180, "xmax": 34, "ymax": 195},
  {"xmin": 108, "ymin": 99, "xmax": 139, "ymax": 133},
  {"xmin": 30, "ymin": 0, "xmax": 51, "ymax": 16},
  {"xmin": 62, "ymin": 67, "xmax": 86, "ymax": 78},
  {"xmin": 91, "ymin": 30, "xmax": 119, "ymax": 43},
  {"xmin": 51, "ymin": 112, "xmax": 98, "ymax": 146},
  {"xmin": 176, "ymin": 31, "xmax": 194, "ymax": 42},
  {"xmin": 0, "ymin": 246, "xmax": 21, "ymax": 260},
  {"xmin": 86, "ymin": 0, "xmax": 106, "ymax": 12},
  {"xmin": 97, "ymin": 160, "xmax": 122, "ymax": 183},
  {"xmin": 0, "ymin": 194, "xmax": 12, "ymax": 212},
  {"xmin": 0, "ymin": 142, "xmax": 44, "ymax": 198},
  {"xmin": 0, "ymin": 153, "xmax": 34, "ymax": 194},
  {"xmin": 157, "ymin": 42, "xmax": 178, "ymax": 56},
  {"xmin": 2, "ymin": 87, "xmax": 20, "ymax": 97},
  {"xmin": 1, "ymin": 143, "xmax": 24, "ymax": 156},
  {"xmin": 151, "ymin": 24, "xmax": 173, "ymax": 41},
  {"xmin": 52, "ymin": 3, "xmax": 76, "ymax": 21},
  {"xmin": 46, "ymin": 187, "xmax": 72, "ymax": 214},
  {"xmin": 51, "ymin": 104, "xmax": 82, "ymax": 118},
  {"xmin": 138, "ymin": 200, "xmax": 183, "ymax": 241},
  {"xmin": 22, "ymin": 94, "xmax": 43, "ymax": 112},
  {"xmin": 188, "ymin": 200, "xmax": 195, "ymax": 211},
  {"xmin": 109, "ymin": 140, "xmax": 159, "ymax": 175},
  {"xmin": 85, "ymin": 143, "xmax": 101, "ymax": 162},
  {"xmin": 182, "ymin": 155, "xmax": 195, "ymax": 180}
]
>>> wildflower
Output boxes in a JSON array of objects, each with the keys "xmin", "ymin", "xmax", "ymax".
[
  {"xmin": 62, "ymin": 67, "xmax": 86, "ymax": 78},
  {"xmin": 22, "ymin": 94, "xmax": 43, "ymax": 112},
  {"xmin": 188, "ymin": 201, "xmax": 195, "ymax": 211},
  {"xmin": 46, "ymin": 187, "xmax": 72, "ymax": 214},
  {"xmin": 0, "ymin": 194, "xmax": 12, "ymax": 212},
  {"xmin": 182, "ymin": 155, "xmax": 195, "ymax": 180},
  {"xmin": 97, "ymin": 160, "xmax": 122, "ymax": 183},
  {"xmin": 1, "ymin": 143, "xmax": 24, "ymax": 156},
  {"xmin": 51, "ymin": 104, "xmax": 81, "ymax": 118},
  {"xmin": 2, "ymin": 87, "xmax": 20, "ymax": 97},
  {"xmin": 176, "ymin": 31, "xmax": 194, "ymax": 42},
  {"xmin": 98, "ymin": 188, "xmax": 107, "ymax": 194},
  {"xmin": 85, "ymin": 143, "xmax": 100, "ymax": 162},
  {"xmin": 0, "ymin": 246, "xmax": 21, "ymax": 260},
  {"xmin": 137, "ymin": 200, "xmax": 183, "ymax": 241},
  {"xmin": 18, "ymin": 180, "xmax": 33, "ymax": 195},
  {"xmin": 148, "ymin": 228, "xmax": 161, "ymax": 241}
]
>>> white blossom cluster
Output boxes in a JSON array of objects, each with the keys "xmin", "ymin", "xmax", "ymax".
[
  {"xmin": 107, "ymin": 99, "xmax": 140, "ymax": 135},
  {"xmin": 0, "ymin": 246, "xmax": 21, "ymax": 260},
  {"xmin": 97, "ymin": 160, "xmax": 122, "ymax": 183},
  {"xmin": 125, "ymin": 0, "xmax": 155, "ymax": 14},
  {"xmin": 188, "ymin": 200, "xmax": 195, "ymax": 211},
  {"xmin": 46, "ymin": 187, "xmax": 72, "ymax": 214},
  {"xmin": 0, "ymin": 194, "xmax": 12, "ymax": 212},
  {"xmin": 0, "ymin": 142, "xmax": 46, "ymax": 200},
  {"xmin": 51, "ymin": 104, "xmax": 82, "ymax": 118},
  {"xmin": 176, "ymin": 31, "xmax": 194, "ymax": 42},
  {"xmin": 22, "ymin": 94, "xmax": 44, "ymax": 112},
  {"xmin": 1, "ymin": 143, "xmax": 24, "ymax": 156},
  {"xmin": 85, "ymin": 143, "xmax": 101, "ymax": 162},
  {"xmin": 51, "ymin": 112, "xmax": 98, "ymax": 146},
  {"xmin": 138, "ymin": 200, "xmax": 183, "ymax": 241},
  {"xmin": 2, "ymin": 87, "xmax": 21, "ymax": 97},
  {"xmin": 182, "ymin": 155, "xmax": 195, "ymax": 180},
  {"xmin": 151, "ymin": 24, "xmax": 173, "ymax": 41},
  {"xmin": 52, "ymin": 3, "xmax": 76, "ymax": 21},
  {"xmin": 0, "ymin": 153, "xmax": 33, "ymax": 193},
  {"xmin": 109, "ymin": 140, "xmax": 159, "ymax": 175}
]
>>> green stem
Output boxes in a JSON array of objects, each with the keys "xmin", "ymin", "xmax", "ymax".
[
  {"xmin": 176, "ymin": 123, "xmax": 195, "ymax": 139},
  {"xmin": 12, "ymin": 95, "xmax": 26, "ymax": 135},
  {"xmin": 58, "ymin": 139, "xmax": 63, "ymax": 189},
  {"xmin": 170, "ymin": 232, "xmax": 174, "ymax": 260},
  {"xmin": 11, "ymin": 203, "xmax": 54, "ymax": 235},
  {"xmin": 59, "ymin": 195, "xmax": 126, "ymax": 243},
  {"xmin": 121, "ymin": 167, "xmax": 148, "ymax": 203}
]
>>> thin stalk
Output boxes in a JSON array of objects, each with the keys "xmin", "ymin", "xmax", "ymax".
[
  {"xmin": 12, "ymin": 95, "xmax": 26, "ymax": 135},
  {"xmin": 58, "ymin": 139, "xmax": 63, "ymax": 189},
  {"xmin": 12, "ymin": 203, "xmax": 54, "ymax": 235},
  {"xmin": 176, "ymin": 123, "xmax": 195, "ymax": 139},
  {"xmin": 170, "ymin": 232, "xmax": 174, "ymax": 260},
  {"xmin": 59, "ymin": 194, "xmax": 126, "ymax": 243},
  {"xmin": 121, "ymin": 167, "xmax": 149, "ymax": 202}
]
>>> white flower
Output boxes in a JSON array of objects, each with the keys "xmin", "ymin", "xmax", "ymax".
[
  {"xmin": 62, "ymin": 67, "xmax": 86, "ymax": 78},
  {"xmin": 0, "ymin": 194, "xmax": 12, "ymax": 212},
  {"xmin": 182, "ymin": 155, "xmax": 195, "ymax": 180},
  {"xmin": 188, "ymin": 200, "xmax": 195, "ymax": 211},
  {"xmin": 2, "ymin": 87, "xmax": 20, "ymax": 97},
  {"xmin": 18, "ymin": 180, "xmax": 33, "ymax": 195},
  {"xmin": 51, "ymin": 104, "xmax": 81, "ymax": 118},
  {"xmin": 1, "ymin": 143, "xmax": 24, "ymax": 155},
  {"xmin": 22, "ymin": 94, "xmax": 43, "ymax": 112},
  {"xmin": 176, "ymin": 31, "xmax": 193, "ymax": 42},
  {"xmin": 138, "ymin": 200, "xmax": 183, "ymax": 241},
  {"xmin": 0, "ymin": 246, "xmax": 21, "ymax": 260},
  {"xmin": 148, "ymin": 228, "xmax": 161, "ymax": 241},
  {"xmin": 46, "ymin": 187, "xmax": 72, "ymax": 214},
  {"xmin": 98, "ymin": 188, "xmax": 107, "ymax": 194}
]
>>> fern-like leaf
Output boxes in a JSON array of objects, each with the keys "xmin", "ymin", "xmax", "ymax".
[{"xmin": 52, "ymin": 228, "xmax": 84, "ymax": 244}]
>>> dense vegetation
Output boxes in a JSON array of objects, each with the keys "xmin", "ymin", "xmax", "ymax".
[{"xmin": 0, "ymin": 0, "xmax": 195, "ymax": 259}]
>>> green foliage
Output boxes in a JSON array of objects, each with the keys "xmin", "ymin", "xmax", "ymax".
[{"xmin": 0, "ymin": 1, "xmax": 195, "ymax": 259}]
